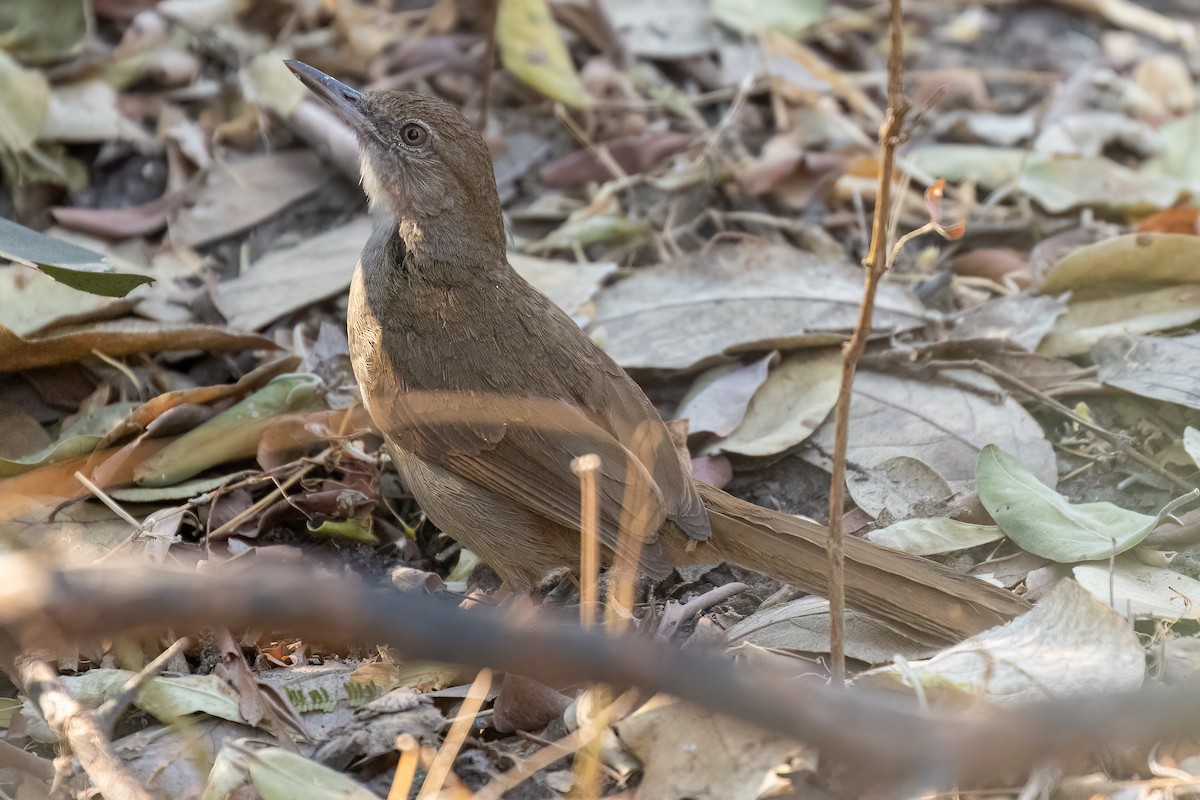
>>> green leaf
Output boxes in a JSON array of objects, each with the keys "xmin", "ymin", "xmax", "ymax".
[
  {"xmin": 244, "ymin": 745, "xmax": 378, "ymax": 800},
  {"xmin": 0, "ymin": 217, "xmax": 153, "ymax": 297},
  {"xmin": 0, "ymin": 401, "xmax": 136, "ymax": 478},
  {"xmin": 1144, "ymin": 113, "xmax": 1200, "ymax": 199},
  {"xmin": 976, "ymin": 444, "xmax": 1197, "ymax": 562},
  {"xmin": 496, "ymin": 0, "xmax": 590, "ymax": 107},
  {"xmin": 0, "ymin": 0, "xmax": 92, "ymax": 65},
  {"xmin": 711, "ymin": 0, "xmax": 826, "ymax": 36},
  {"xmin": 134, "ymin": 374, "xmax": 326, "ymax": 487}
]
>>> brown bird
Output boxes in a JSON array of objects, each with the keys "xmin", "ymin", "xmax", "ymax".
[{"xmin": 285, "ymin": 60, "xmax": 1027, "ymax": 646}]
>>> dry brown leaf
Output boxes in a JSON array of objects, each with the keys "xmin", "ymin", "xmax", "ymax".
[
  {"xmin": 51, "ymin": 192, "xmax": 184, "ymax": 239},
  {"xmin": 539, "ymin": 132, "xmax": 693, "ymax": 188},
  {"xmin": 168, "ymin": 151, "xmax": 331, "ymax": 248},
  {"xmin": 0, "ymin": 318, "xmax": 274, "ymax": 372}
]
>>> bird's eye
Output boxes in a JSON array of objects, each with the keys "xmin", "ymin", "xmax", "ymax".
[{"xmin": 400, "ymin": 123, "xmax": 428, "ymax": 147}]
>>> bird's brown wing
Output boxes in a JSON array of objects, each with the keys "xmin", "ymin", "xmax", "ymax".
[
  {"xmin": 380, "ymin": 388, "xmax": 674, "ymax": 575},
  {"xmin": 586, "ymin": 359, "xmax": 711, "ymax": 542}
]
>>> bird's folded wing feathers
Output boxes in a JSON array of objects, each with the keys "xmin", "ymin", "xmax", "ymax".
[{"xmin": 382, "ymin": 389, "xmax": 673, "ymax": 571}]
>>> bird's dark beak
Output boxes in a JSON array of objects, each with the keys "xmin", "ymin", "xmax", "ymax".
[{"xmin": 284, "ymin": 59, "xmax": 370, "ymax": 132}]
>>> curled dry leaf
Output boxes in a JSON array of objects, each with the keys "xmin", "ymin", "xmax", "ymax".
[
  {"xmin": 866, "ymin": 518, "xmax": 1004, "ymax": 557},
  {"xmin": 208, "ymin": 740, "xmax": 378, "ymax": 800},
  {"xmin": 710, "ymin": 348, "xmax": 841, "ymax": 457},
  {"xmin": 1039, "ymin": 284, "xmax": 1200, "ymax": 358},
  {"xmin": 1041, "ymin": 233, "xmax": 1200, "ymax": 294},
  {"xmin": 861, "ymin": 579, "xmax": 1144, "ymax": 705},
  {"xmin": 51, "ymin": 192, "xmax": 184, "ymax": 239},
  {"xmin": 134, "ymin": 374, "xmax": 326, "ymax": 487},
  {"xmin": 0, "ymin": 318, "xmax": 274, "ymax": 372}
]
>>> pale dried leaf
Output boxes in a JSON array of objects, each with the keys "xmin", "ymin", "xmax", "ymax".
[
  {"xmin": 590, "ymin": 244, "xmax": 926, "ymax": 370},
  {"xmin": 802, "ymin": 370, "xmax": 1055, "ymax": 517},
  {"xmin": 862, "ymin": 579, "xmax": 1144, "ymax": 705},
  {"xmin": 726, "ymin": 596, "xmax": 934, "ymax": 663},
  {"xmin": 169, "ymin": 151, "xmax": 330, "ymax": 248},
  {"xmin": 711, "ymin": 348, "xmax": 840, "ymax": 456}
]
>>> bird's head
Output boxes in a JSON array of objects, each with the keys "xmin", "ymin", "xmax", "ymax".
[{"xmin": 285, "ymin": 60, "xmax": 506, "ymax": 261}]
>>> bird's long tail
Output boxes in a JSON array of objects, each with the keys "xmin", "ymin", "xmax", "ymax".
[{"xmin": 664, "ymin": 484, "xmax": 1029, "ymax": 647}]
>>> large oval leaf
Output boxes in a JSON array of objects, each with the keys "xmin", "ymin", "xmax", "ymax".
[{"xmin": 977, "ymin": 444, "xmax": 1193, "ymax": 562}]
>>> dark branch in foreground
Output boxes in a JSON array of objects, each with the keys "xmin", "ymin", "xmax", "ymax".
[{"xmin": 2, "ymin": 563, "xmax": 1197, "ymax": 788}]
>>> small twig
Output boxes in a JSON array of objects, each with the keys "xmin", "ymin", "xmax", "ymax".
[
  {"xmin": 418, "ymin": 668, "xmax": 492, "ymax": 799},
  {"xmin": 95, "ymin": 636, "xmax": 192, "ymax": 732},
  {"xmin": 388, "ymin": 734, "xmax": 421, "ymax": 800},
  {"xmin": 477, "ymin": 0, "xmax": 500, "ymax": 131},
  {"xmin": 554, "ymin": 104, "xmax": 628, "ymax": 183},
  {"xmin": 572, "ymin": 455, "xmax": 602, "ymax": 630},
  {"xmin": 826, "ymin": 0, "xmax": 910, "ymax": 687},
  {"xmin": 206, "ymin": 447, "xmax": 331, "ymax": 540},
  {"xmin": 656, "ymin": 582, "xmax": 750, "ymax": 640},
  {"xmin": 73, "ymin": 471, "xmax": 140, "ymax": 529},
  {"xmin": 0, "ymin": 738, "xmax": 55, "ymax": 783},
  {"xmin": 6, "ymin": 652, "xmax": 152, "ymax": 800}
]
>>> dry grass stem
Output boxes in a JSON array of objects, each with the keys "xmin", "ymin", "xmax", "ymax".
[{"xmin": 418, "ymin": 667, "xmax": 492, "ymax": 799}]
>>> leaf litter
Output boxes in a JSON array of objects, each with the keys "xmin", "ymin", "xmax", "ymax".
[{"xmin": 1, "ymin": 0, "xmax": 1200, "ymax": 797}]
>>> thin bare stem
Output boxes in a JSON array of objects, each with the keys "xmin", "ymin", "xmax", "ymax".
[
  {"xmin": 418, "ymin": 668, "xmax": 492, "ymax": 799},
  {"xmin": 388, "ymin": 734, "xmax": 420, "ymax": 800},
  {"xmin": 572, "ymin": 455, "xmax": 602, "ymax": 629},
  {"xmin": 95, "ymin": 636, "xmax": 192, "ymax": 731},
  {"xmin": 477, "ymin": 0, "xmax": 500, "ymax": 131},
  {"xmin": 826, "ymin": 0, "xmax": 910, "ymax": 686}
]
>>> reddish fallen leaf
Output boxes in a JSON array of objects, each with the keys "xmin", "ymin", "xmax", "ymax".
[
  {"xmin": 51, "ymin": 192, "xmax": 183, "ymax": 239},
  {"xmin": 691, "ymin": 455, "xmax": 732, "ymax": 489},
  {"xmin": 1137, "ymin": 206, "xmax": 1200, "ymax": 235},
  {"xmin": 492, "ymin": 674, "xmax": 572, "ymax": 733},
  {"xmin": 539, "ymin": 131, "xmax": 693, "ymax": 188}
]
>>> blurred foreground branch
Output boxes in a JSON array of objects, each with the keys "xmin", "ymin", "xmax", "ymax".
[{"xmin": 2, "ymin": 562, "xmax": 1200, "ymax": 789}]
